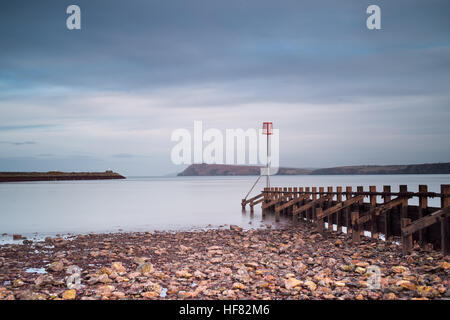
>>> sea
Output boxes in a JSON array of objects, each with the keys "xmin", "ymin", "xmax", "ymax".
[{"xmin": 0, "ymin": 174, "xmax": 449, "ymax": 244}]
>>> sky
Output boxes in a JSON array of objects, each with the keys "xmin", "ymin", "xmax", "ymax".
[{"xmin": 0, "ymin": 0, "xmax": 449, "ymax": 176}]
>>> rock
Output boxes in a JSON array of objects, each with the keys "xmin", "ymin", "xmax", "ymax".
[
  {"xmin": 96, "ymin": 285, "xmax": 115, "ymax": 296},
  {"xmin": 111, "ymin": 262, "xmax": 126, "ymax": 274},
  {"xmin": 13, "ymin": 279, "xmax": 25, "ymax": 287},
  {"xmin": 334, "ymin": 281, "xmax": 346, "ymax": 287},
  {"xmin": 194, "ymin": 270, "xmax": 206, "ymax": 279},
  {"xmin": 13, "ymin": 234, "xmax": 23, "ymax": 240},
  {"xmin": 48, "ymin": 261, "xmax": 64, "ymax": 272},
  {"xmin": 211, "ymin": 257, "xmax": 223, "ymax": 264},
  {"xmin": 325, "ymin": 258, "xmax": 337, "ymax": 268},
  {"xmin": 98, "ymin": 274, "xmax": 112, "ymax": 284},
  {"xmin": 440, "ymin": 261, "xmax": 450, "ymax": 270},
  {"xmin": 232, "ymin": 282, "xmax": 247, "ymax": 290},
  {"xmin": 141, "ymin": 291, "xmax": 158, "ymax": 299},
  {"xmin": 294, "ymin": 262, "xmax": 307, "ymax": 273},
  {"xmin": 340, "ymin": 264, "xmax": 355, "ymax": 272},
  {"xmin": 244, "ymin": 262, "xmax": 259, "ymax": 268},
  {"xmin": 417, "ymin": 286, "xmax": 439, "ymax": 298},
  {"xmin": 284, "ymin": 278, "xmax": 302, "ymax": 290},
  {"xmin": 304, "ymin": 280, "xmax": 317, "ymax": 291},
  {"xmin": 176, "ymin": 270, "xmax": 193, "ymax": 278},
  {"xmin": 355, "ymin": 261, "xmax": 370, "ymax": 268},
  {"xmin": 384, "ymin": 293, "xmax": 397, "ymax": 300},
  {"xmin": 392, "ymin": 266, "xmax": 409, "ymax": 274},
  {"xmin": 355, "ymin": 267, "xmax": 366, "ymax": 274},
  {"xmin": 396, "ymin": 280, "xmax": 416, "ymax": 291},
  {"xmin": 230, "ymin": 225, "xmax": 243, "ymax": 232},
  {"xmin": 112, "ymin": 291, "xmax": 126, "ymax": 299},
  {"xmin": 62, "ymin": 289, "xmax": 76, "ymax": 300},
  {"xmin": 138, "ymin": 263, "xmax": 154, "ymax": 275}
]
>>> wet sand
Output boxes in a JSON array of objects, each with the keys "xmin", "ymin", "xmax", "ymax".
[{"xmin": 0, "ymin": 224, "xmax": 448, "ymax": 300}]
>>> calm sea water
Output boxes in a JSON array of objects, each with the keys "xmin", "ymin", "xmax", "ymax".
[{"xmin": 0, "ymin": 175, "xmax": 449, "ymax": 241}]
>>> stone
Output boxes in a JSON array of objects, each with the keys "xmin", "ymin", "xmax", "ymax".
[
  {"xmin": 48, "ymin": 261, "xmax": 64, "ymax": 272},
  {"xmin": 340, "ymin": 264, "xmax": 355, "ymax": 272},
  {"xmin": 138, "ymin": 263, "xmax": 154, "ymax": 275},
  {"xmin": 176, "ymin": 270, "xmax": 193, "ymax": 278},
  {"xmin": 355, "ymin": 267, "xmax": 366, "ymax": 274},
  {"xmin": 62, "ymin": 289, "xmax": 76, "ymax": 300},
  {"xmin": 294, "ymin": 262, "xmax": 307, "ymax": 273},
  {"xmin": 304, "ymin": 280, "xmax": 317, "ymax": 291},
  {"xmin": 141, "ymin": 291, "xmax": 159, "ymax": 299},
  {"xmin": 417, "ymin": 286, "xmax": 439, "ymax": 298},
  {"xmin": 96, "ymin": 285, "xmax": 115, "ymax": 296},
  {"xmin": 396, "ymin": 280, "xmax": 416, "ymax": 291},
  {"xmin": 284, "ymin": 278, "xmax": 302, "ymax": 290},
  {"xmin": 392, "ymin": 266, "xmax": 409, "ymax": 274},
  {"xmin": 13, "ymin": 279, "xmax": 25, "ymax": 287},
  {"xmin": 232, "ymin": 282, "xmax": 247, "ymax": 290},
  {"xmin": 111, "ymin": 262, "xmax": 126, "ymax": 274},
  {"xmin": 230, "ymin": 225, "xmax": 243, "ymax": 232}
]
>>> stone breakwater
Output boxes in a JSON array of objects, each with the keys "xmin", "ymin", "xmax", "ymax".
[{"xmin": 0, "ymin": 225, "xmax": 449, "ymax": 300}]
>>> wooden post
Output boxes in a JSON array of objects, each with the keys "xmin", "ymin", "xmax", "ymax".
[
  {"xmin": 418, "ymin": 185, "xmax": 428, "ymax": 245},
  {"xmin": 298, "ymin": 187, "xmax": 303, "ymax": 221},
  {"xmin": 351, "ymin": 211, "xmax": 360, "ymax": 243},
  {"xmin": 383, "ymin": 185, "xmax": 392, "ymax": 241},
  {"xmin": 441, "ymin": 185, "xmax": 450, "ymax": 256},
  {"xmin": 317, "ymin": 208, "xmax": 325, "ymax": 236},
  {"xmin": 402, "ymin": 218, "xmax": 413, "ymax": 255},
  {"xmin": 399, "ymin": 185, "xmax": 408, "ymax": 220},
  {"xmin": 370, "ymin": 186, "xmax": 378, "ymax": 239},
  {"xmin": 327, "ymin": 186, "xmax": 333, "ymax": 230},
  {"xmin": 310, "ymin": 187, "xmax": 316, "ymax": 223},
  {"xmin": 336, "ymin": 186, "xmax": 342, "ymax": 233},
  {"xmin": 357, "ymin": 186, "xmax": 364, "ymax": 237},
  {"xmin": 345, "ymin": 186, "xmax": 352, "ymax": 235},
  {"xmin": 316, "ymin": 187, "xmax": 324, "ymax": 223}
]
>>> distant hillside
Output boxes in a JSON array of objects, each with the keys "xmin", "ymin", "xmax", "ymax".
[
  {"xmin": 177, "ymin": 164, "xmax": 312, "ymax": 176},
  {"xmin": 177, "ymin": 162, "xmax": 450, "ymax": 176},
  {"xmin": 310, "ymin": 163, "xmax": 450, "ymax": 175}
]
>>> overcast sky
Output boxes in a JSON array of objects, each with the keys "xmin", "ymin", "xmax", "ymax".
[{"xmin": 0, "ymin": 0, "xmax": 449, "ymax": 176}]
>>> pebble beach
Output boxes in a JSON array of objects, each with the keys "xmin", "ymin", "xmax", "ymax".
[{"xmin": 0, "ymin": 224, "xmax": 449, "ymax": 300}]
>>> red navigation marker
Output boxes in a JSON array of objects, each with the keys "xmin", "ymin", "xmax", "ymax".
[{"xmin": 262, "ymin": 122, "xmax": 273, "ymax": 135}]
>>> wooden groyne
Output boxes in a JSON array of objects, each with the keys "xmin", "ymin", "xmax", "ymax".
[{"xmin": 242, "ymin": 184, "xmax": 450, "ymax": 256}]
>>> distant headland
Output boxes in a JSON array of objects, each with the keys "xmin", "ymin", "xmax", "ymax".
[
  {"xmin": 177, "ymin": 162, "xmax": 450, "ymax": 176},
  {"xmin": 0, "ymin": 170, "xmax": 126, "ymax": 182}
]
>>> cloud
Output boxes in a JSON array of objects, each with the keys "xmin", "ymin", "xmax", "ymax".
[{"xmin": 0, "ymin": 0, "xmax": 449, "ymax": 174}]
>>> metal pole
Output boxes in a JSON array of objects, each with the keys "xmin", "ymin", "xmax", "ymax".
[
  {"xmin": 266, "ymin": 133, "xmax": 270, "ymax": 188},
  {"xmin": 244, "ymin": 175, "xmax": 261, "ymax": 201}
]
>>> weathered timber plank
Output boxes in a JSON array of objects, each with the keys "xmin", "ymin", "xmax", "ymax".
[
  {"xmin": 292, "ymin": 195, "xmax": 332, "ymax": 215},
  {"xmin": 317, "ymin": 195, "xmax": 365, "ymax": 220},
  {"xmin": 402, "ymin": 207, "xmax": 450, "ymax": 236},
  {"xmin": 275, "ymin": 194, "xmax": 309, "ymax": 212},
  {"xmin": 243, "ymin": 192, "xmax": 264, "ymax": 206},
  {"xmin": 262, "ymin": 196, "xmax": 282, "ymax": 209}
]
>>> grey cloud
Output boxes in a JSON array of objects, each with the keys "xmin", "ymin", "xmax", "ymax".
[{"xmin": 0, "ymin": 1, "xmax": 449, "ymax": 174}]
